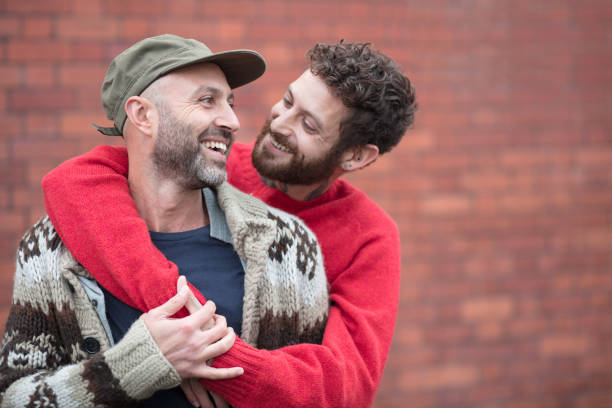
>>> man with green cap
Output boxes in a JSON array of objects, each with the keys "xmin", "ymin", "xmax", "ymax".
[{"xmin": 0, "ymin": 34, "xmax": 329, "ymax": 407}]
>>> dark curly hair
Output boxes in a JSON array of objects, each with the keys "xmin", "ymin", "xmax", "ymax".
[{"xmin": 307, "ymin": 41, "xmax": 416, "ymax": 155}]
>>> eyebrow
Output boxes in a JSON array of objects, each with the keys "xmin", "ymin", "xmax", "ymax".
[
  {"xmin": 287, "ymin": 86, "xmax": 323, "ymax": 131},
  {"xmin": 192, "ymin": 85, "xmax": 234, "ymax": 103}
]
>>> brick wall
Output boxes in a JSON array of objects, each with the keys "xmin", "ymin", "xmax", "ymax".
[{"xmin": 1, "ymin": 1, "xmax": 611, "ymax": 407}]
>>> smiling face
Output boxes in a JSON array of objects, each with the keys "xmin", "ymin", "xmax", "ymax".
[
  {"xmin": 147, "ymin": 63, "xmax": 239, "ymax": 189},
  {"xmin": 252, "ymin": 69, "xmax": 350, "ymax": 185}
]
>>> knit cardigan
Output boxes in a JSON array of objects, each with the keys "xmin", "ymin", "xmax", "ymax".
[{"xmin": 0, "ymin": 183, "xmax": 328, "ymax": 407}]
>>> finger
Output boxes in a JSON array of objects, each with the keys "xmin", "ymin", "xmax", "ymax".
[
  {"xmin": 212, "ymin": 314, "xmax": 227, "ymax": 330},
  {"xmin": 210, "ymin": 390, "xmax": 230, "ymax": 408},
  {"xmin": 177, "ymin": 277, "xmax": 204, "ymax": 315},
  {"xmin": 188, "ymin": 300, "xmax": 216, "ymax": 329},
  {"xmin": 201, "ymin": 327, "xmax": 236, "ymax": 360},
  {"xmin": 199, "ymin": 318, "xmax": 230, "ymax": 348},
  {"xmin": 196, "ymin": 365, "xmax": 244, "ymax": 380},
  {"xmin": 151, "ymin": 285, "xmax": 189, "ymax": 318},
  {"xmin": 176, "ymin": 275, "xmax": 187, "ymax": 292},
  {"xmin": 190, "ymin": 379, "xmax": 216, "ymax": 408},
  {"xmin": 180, "ymin": 380, "xmax": 201, "ymax": 408}
]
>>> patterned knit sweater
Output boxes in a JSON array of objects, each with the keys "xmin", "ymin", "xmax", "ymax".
[{"xmin": 0, "ymin": 183, "xmax": 328, "ymax": 407}]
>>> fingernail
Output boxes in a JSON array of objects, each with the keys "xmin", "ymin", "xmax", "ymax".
[{"xmin": 180, "ymin": 286, "xmax": 189, "ymax": 296}]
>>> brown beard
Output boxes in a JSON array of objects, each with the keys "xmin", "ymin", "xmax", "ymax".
[{"xmin": 251, "ymin": 119, "xmax": 343, "ymax": 185}]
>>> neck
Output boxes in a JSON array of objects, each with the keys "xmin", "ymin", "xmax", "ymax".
[
  {"xmin": 261, "ymin": 176, "xmax": 336, "ymax": 202},
  {"xmin": 128, "ymin": 160, "xmax": 209, "ymax": 233}
]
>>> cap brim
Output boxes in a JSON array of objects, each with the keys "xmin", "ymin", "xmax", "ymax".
[{"xmin": 181, "ymin": 50, "xmax": 266, "ymax": 89}]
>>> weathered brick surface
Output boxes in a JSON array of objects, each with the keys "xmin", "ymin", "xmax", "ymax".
[{"xmin": 1, "ymin": 1, "xmax": 611, "ymax": 407}]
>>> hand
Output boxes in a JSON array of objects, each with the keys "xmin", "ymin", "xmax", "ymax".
[
  {"xmin": 181, "ymin": 379, "xmax": 230, "ymax": 408},
  {"xmin": 141, "ymin": 278, "xmax": 243, "ymax": 379}
]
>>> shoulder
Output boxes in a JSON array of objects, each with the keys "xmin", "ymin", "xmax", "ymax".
[
  {"xmin": 16, "ymin": 216, "xmax": 88, "ymax": 283},
  {"xmin": 332, "ymin": 179, "xmax": 399, "ymax": 236},
  {"xmin": 17, "ymin": 216, "xmax": 63, "ymax": 269}
]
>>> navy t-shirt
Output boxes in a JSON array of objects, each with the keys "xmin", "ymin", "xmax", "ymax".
[{"xmin": 102, "ymin": 224, "xmax": 245, "ymax": 407}]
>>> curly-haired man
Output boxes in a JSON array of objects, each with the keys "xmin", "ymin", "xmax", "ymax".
[{"xmin": 39, "ymin": 39, "xmax": 417, "ymax": 407}]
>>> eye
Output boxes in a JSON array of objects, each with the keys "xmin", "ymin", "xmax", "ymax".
[
  {"xmin": 199, "ymin": 96, "xmax": 214, "ymax": 105},
  {"xmin": 302, "ymin": 118, "xmax": 317, "ymax": 133},
  {"xmin": 282, "ymin": 97, "xmax": 293, "ymax": 108}
]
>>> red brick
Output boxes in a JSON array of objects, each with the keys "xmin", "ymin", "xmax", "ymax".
[
  {"xmin": 0, "ymin": 17, "xmax": 21, "ymax": 36},
  {"xmin": 0, "ymin": 65, "xmax": 21, "ymax": 87},
  {"xmin": 539, "ymin": 334, "xmax": 589, "ymax": 357},
  {"xmin": 24, "ymin": 65, "xmax": 56, "ymax": 87},
  {"xmin": 25, "ymin": 113, "xmax": 58, "ymax": 138},
  {"xmin": 0, "ymin": 212, "xmax": 28, "ymax": 237},
  {"xmin": 167, "ymin": 0, "xmax": 197, "ymax": 17},
  {"xmin": 118, "ymin": 19, "xmax": 151, "ymax": 40},
  {"xmin": 104, "ymin": 0, "xmax": 165, "ymax": 16},
  {"xmin": 4, "ymin": 0, "xmax": 71, "ymax": 13},
  {"xmin": 154, "ymin": 21, "xmax": 217, "ymax": 40},
  {"xmin": 12, "ymin": 187, "xmax": 40, "ymax": 209},
  {"xmin": 399, "ymin": 364, "xmax": 480, "ymax": 390},
  {"xmin": 476, "ymin": 323, "xmax": 503, "ymax": 341},
  {"xmin": 218, "ymin": 21, "xmax": 245, "ymax": 42},
  {"xmin": 420, "ymin": 193, "xmax": 472, "ymax": 216},
  {"xmin": 23, "ymin": 17, "xmax": 53, "ymax": 37},
  {"xmin": 73, "ymin": 0, "xmax": 102, "ymax": 15},
  {"xmin": 197, "ymin": 1, "xmax": 256, "ymax": 18},
  {"xmin": 577, "ymin": 148, "xmax": 612, "ymax": 166},
  {"xmin": 0, "ymin": 114, "xmax": 23, "ymax": 138},
  {"xmin": 7, "ymin": 40, "xmax": 72, "ymax": 62},
  {"xmin": 401, "ymin": 129, "xmax": 435, "ymax": 152},
  {"xmin": 27, "ymin": 161, "xmax": 58, "ymax": 185},
  {"xmin": 60, "ymin": 112, "xmax": 109, "ymax": 136},
  {"xmin": 0, "ymin": 162, "xmax": 26, "ymax": 186},
  {"xmin": 12, "ymin": 139, "xmax": 82, "ymax": 160},
  {"xmin": 70, "ymin": 42, "xmax": 105, "ymax": 62},
  {"xmin": 461, "ymin": 297, "xmax": 514, "ymax": 322},
  {"xmin": 9, "ymin": 89, "xmax": 75, "ymax": 110},
  {"xmin": 58, "ymin": 65, "xmax": 106, "ymax": 86},
  {"xmin": 259, "ymin": 44, "xmax": 293, "ymax": 67},
  {"xmin": 396, "ymin": 327, "xmax": 424, "ymax": 347},
  {"xmin": 56, "ymin": 18, "xmax": 119, "ymax": 40}
]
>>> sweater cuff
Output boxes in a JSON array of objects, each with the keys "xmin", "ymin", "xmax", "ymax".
[
  {"xmin": 203, "ymin": 339, "xmax": 268, "ymax": 400},
  {"xmin": 104, "ymin": 318, "xmax": 182, "ymax": 400}
]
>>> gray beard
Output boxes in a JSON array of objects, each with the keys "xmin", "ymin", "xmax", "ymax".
[{"xmin": 152, "ymin": 103, "xmax": 227, "ymax": 190}]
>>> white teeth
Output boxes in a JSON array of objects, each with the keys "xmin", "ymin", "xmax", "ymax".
[
  {"xmin": 203, "ymin": 141, "xmax": 227, "ymax": 154},
  {"xmin": 271, "ymin": 138, "xmax": 291, "ymax": 153}
]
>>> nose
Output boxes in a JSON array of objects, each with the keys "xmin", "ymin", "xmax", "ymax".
[
  {"xmin": 214, "ymin": 103, "xmax": 240, "ymax": 134},
  {"xmin": 269, "ymin": 100, "xmax": 292, "ymax": 136}
]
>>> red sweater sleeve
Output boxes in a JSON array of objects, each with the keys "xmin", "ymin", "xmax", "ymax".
[
  {"xmin": 42, "ymin": 145, "xmax": 400, "ymax": 407},
  {"xmin": 41, "ymin": 145, "xmax": 206, "ymax": 313}
]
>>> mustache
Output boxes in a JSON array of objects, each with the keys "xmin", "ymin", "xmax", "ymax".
[
  {"xmin": 259, "ymin": 119, "xmax": 296, "ymax": 154},
  {"xmin": 199, "ymin": 126, "xmax": 232, "ymax": 142}
]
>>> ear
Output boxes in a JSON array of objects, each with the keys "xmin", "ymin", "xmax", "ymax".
[
  {"xmin": 339, "ymin": 144, "xmax": 379, "ymax": 172},
  {"xmin": 124, "ymin": 96, "xmax": 156, "ymax": 137}
]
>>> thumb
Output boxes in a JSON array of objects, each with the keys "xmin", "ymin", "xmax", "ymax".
[{"xmin": 153, "ymin": 285, "xmax": 190, "ymax": 318}]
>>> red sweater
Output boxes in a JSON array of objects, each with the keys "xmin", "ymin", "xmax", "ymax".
[{"xmin": 42, "ymin": 142, "xmax": 401, "ymax": 408}]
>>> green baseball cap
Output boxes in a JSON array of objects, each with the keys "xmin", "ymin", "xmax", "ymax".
[{"xmin": 93, "ymin": 34, "xmax": 266, "ymax": 136}]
